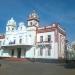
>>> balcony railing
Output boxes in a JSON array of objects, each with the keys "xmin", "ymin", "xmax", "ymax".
[
  {"xmin": 9, "ymin": 40, "xmax": 15, "ymax": 45},
  {"xmin": 37, "ymin": 41, "xmax": 52, "ymax": 46},
  {"xmin": 2, "ymin": 41, "xmax": 34, "ymax": 47}
]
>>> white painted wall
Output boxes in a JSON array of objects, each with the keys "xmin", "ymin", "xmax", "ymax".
[
  {"xmin": 36, "ymin": 31, "xmax": 59, "ymax": 59},
  {"xmin": 0, "ymin": 49, "xmax": 4, "ymax": 57},
  {"xmin": 0, "ymin": 16, "xmax": 66, "ymax": 60},
  {"xmin": 2, "ymin": 49, "xmax": 11, "ymax": 57},
  {"xmin": 5, "ymin": 26, "xmax": 36, "ymax": 46},
  {"xmin": 58, "ymin": 32, "xmax": 66, "ymax": 58},
  {"xmin": 25, "ymin": 46, "xmax": 35, "ymax": 58}
]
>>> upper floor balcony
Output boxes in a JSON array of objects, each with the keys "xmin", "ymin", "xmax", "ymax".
[
  {"xmin": 1, "ymin": 40, "xmax": 35, "ymax": 48},
  {"xmin": 36, "ymin": 41, "xmax": 52, "ymax": 46}
]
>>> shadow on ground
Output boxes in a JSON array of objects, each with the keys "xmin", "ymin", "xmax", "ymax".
[
  {"xmin": 64, "ymin": 62, "xmax": 75, "ymax": 69},
  {"xmin": 57, "ymin": 62, "xmax": 75, "ymax": 69}
]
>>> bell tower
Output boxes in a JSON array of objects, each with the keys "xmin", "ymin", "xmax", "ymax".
[
  {"xmin": 6, "ymin": 17, "xmax": 16, "ymax": 32},
  {"xmin": 27, "ymin": 10, "xmax": 39, "ymax": 27}
]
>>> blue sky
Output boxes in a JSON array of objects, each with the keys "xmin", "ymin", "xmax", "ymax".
[{"xmin": 0, "ymin": 0, "xmax": 75, "ymax": 42}]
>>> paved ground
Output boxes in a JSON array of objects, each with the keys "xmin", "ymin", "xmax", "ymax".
[{"xmin": 0, "ymin": 60, "xmax": 75, "ymax": 75}]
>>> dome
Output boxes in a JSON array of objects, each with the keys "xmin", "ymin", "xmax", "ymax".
[
  {"xmin": 29, "ymin": 10, "xmax": 39, "ymax": 20},
  {"xmin": 19, "ymin": 22, "xmax": 25, "ymax": 26},
  {"xmin": 18, "ymin": 22, "xmax": 26, "ymax": 31},
  {"xmin": 7, "ymin": 17, "xmax": 16, "ymax": 26}
]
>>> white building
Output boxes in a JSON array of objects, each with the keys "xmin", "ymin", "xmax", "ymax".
[
  {"xmin": 0, "ymin": 34, "xmax": 5, "ymax": 57},
  {"xmin": 0, "ymin": 11, "xmax": 66, "ymax": 60}
]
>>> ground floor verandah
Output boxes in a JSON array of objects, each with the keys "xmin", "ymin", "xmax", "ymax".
[
  {"xmin": 0, "ymin": 44, "xmax": 65, "ymax": 60},
  {"xmin": 1, "ymin": 45, "xmax": 32, "ymax": 58}
]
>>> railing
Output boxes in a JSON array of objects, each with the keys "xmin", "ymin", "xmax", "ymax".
[
  {"xmin": 2, "ymin": 41, "xmax": 34, "ymax": 47},
  {"xmin": 37, "ymin": 41, "xmax": 52, "ymax": 45},
  {"xmin": 9, "ymin": 41, "xmax": 15, "ymax": 45}
]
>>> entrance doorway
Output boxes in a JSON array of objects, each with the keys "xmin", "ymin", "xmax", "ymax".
[
  {"xmin": 17, "ymin": 48, "xmax": 21, "ymax": 58},
  {"xmin": 11, "ymin": 49, "xmax": 14, "ymax": 57}
]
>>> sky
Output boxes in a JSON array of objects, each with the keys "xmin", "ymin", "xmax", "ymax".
[{"xmin": 0, "ymin": 0, "xmax": 75, "ymax": 42}]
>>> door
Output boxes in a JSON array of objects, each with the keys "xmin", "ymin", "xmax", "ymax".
[
  {"xmin": 11, "ymin": 49, "xmax": 14, "ymax": 57},
  {"xmin": 17, "ymin": 48, "xmax": 21, "ymax": 58}
]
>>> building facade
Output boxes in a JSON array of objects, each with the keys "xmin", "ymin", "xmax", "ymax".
[
  {"xmin": 0, "ymin": 34, "xmax": 5, "ymax": 56},
  {"xmin": 0, "ymin": 11, "xmax": 66, "ymax": 60}
]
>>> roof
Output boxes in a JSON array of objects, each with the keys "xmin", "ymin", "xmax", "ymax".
[{"xmin": 0, "ymin": 34, "xmax": 5, "ymax": 39}]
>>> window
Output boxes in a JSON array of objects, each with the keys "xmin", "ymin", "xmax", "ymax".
[
  {"xmin": 30, "ymin": 22, "xmax": 32, "ymax": 26},
  {"xmin": 48, "ymin": 35, "xmax": 51, "ymax": 42},
  {"xmin": 47, "ymin": 46, "xmax": 51, "ymax": 56},
  {"xmin": 40, "ymin": 47, "xmax": 43, "ymax": 56},
  {"xmin": 13, "ymin": 39, "xmax": 15, "ymax": 44},
  {"xmin": 48, "ymin": 48, "xmax": 50, "ymax": 56},
  {"xmin": 19, "ymin": 39, "xmax": 22, "ymax": 44},
  {"xmin": 20, "ymin": 27, "xmax": 22, "ymax": 30},
  {"xmin": 12, "ymin": 28, "xmax": 14, "ymax": 30},
  {"xmin": 40, "ymin": 36, "xmax": 43, "ymax": 42}
]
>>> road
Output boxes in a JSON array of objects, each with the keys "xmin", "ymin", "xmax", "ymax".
[{"xmin": 0, "ymin": 60, "xmax": 75, "ymax": 75}]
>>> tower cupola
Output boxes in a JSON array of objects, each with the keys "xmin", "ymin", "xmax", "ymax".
[
  {"xmin": 6, "ymin": 17, "xmax": 16, "ymax": 32},
  {"xmin": 27, "ymin": 10, "xmax": 39, "ymax": 27},
  {"xmin": 28, "ymin": 10, "xmax": 39, "ymax": 21},
  {"xmin": 7, "ymin": 17, "xmax": 16, "ymax": 26}
]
